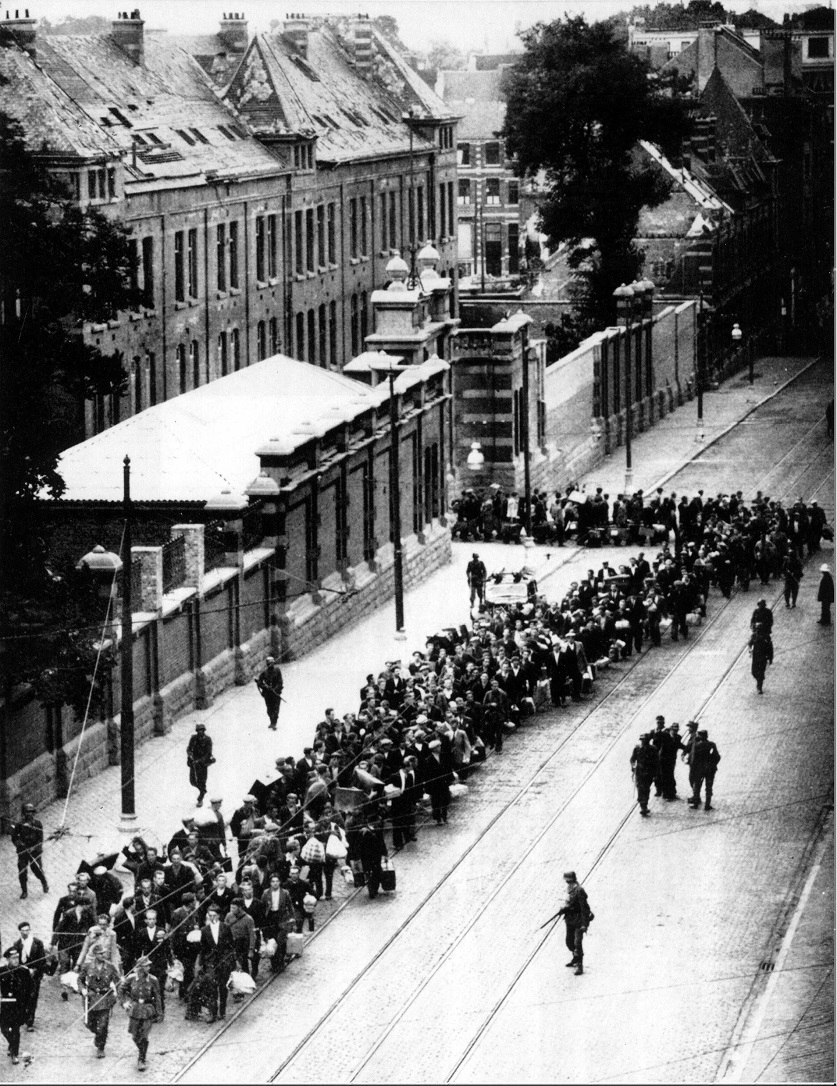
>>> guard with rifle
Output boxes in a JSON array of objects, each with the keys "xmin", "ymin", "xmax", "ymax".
[
  {"xmin": 555, "ymin": 870, "xmax": 593, "ymax": 976},
  {"xmin": 255, "ymin": 656, "xmax": 284, "ymax": 731}
]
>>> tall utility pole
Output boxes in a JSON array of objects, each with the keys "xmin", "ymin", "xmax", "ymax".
[{"xmin": 120, "ymin": 455, "xmax": 136, "ymax": 830}]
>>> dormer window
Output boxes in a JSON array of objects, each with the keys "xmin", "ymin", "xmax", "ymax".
[
  {"xmin": 293, "ymin": 143, "xmax": 315, "ymax": 171},
  {"xmin": 439, "ymin": 125, "xmax": 454, "ymax": 150}
]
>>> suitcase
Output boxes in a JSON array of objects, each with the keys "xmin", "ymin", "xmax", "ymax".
[
  {"xmin": 380, "ymin": 858, "xmax": 396, "ymax": 893},
  {"xmin": 286, "ymin": 932, "xmax": 304, "ymax": 957}
]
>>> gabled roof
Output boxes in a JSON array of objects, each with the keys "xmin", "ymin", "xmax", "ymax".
[
  {"xmin": 437, "ymin": 70, "xmax": 506, "ymax": 140},
  {"xmin": 0, "ymin": 33, "xmax": 286, "ymax": 184},
  {"xmin": 224, "ymin": 23, "xmax": 454, "ymax": 163},
  {"xmin": 639, "ymin": 140, "xmax": 734, "ymax": 214}
]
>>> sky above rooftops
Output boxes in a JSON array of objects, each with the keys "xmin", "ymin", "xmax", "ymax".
[{"xmin": 31, "ymin": 1, "xmax": 805, "ymax": 55}]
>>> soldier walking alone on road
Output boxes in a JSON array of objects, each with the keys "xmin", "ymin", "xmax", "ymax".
[
  {"xmin": 557, "ymin": 871, "xmax": 592, "ymax": 976},
  {"xmin": 688, "ymin": 730, "xmax": 721, "ymax": 811},
  {"xmin": 749, "ymin": 623, "xmax": 773, "ymax": 694},
  {"xmin": 256, "ymin": 656, "xmax": 284, "ymax": 730},
  {"xmin": 630, "ymin": 733, "xmax": 657, "ymax": 816},
  {"xmin": 10, "ymin": 804, "xmax": 48, "ymax": 899},
  {"xmin": 817, "ymin": 564, "xmax": 834, "ymax": 626},
  {"xmin": 466, "ymin": 552, "xmax": 487, "ymax": 612},
  {"xmin": 782, "ymin": 552, "xmax": 803, "ymax": 608},
  {"xmin": 186, "ymin": 723, "xmax": 214, "ymax": 808}
]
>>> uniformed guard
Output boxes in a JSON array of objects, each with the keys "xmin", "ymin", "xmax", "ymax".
[
  {"xmin": 557, "ymin": 870, "xmax": 593, "ymax": 975},
  {"xmin": 78, "ymin": 945, "xmax": 119, "ymax": 1058},
  {"xmin": 11, "ymin": 804, "xmax": 48, "ymax": 899},
  {"xmin": 255, "ymin": 657, "xmax": 284, "ymax": 730},
  {"xmin": 119, "ymin": 956, "xmax": 162, "ymax": 1072}
]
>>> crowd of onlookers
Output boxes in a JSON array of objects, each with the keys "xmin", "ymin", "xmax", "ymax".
[{"xmin": 17, "ymin": 484, "xmax": 833, "ymax": 1034}]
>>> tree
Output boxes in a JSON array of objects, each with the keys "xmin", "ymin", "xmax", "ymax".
[
  {"xmin": 40, "ymin": 15, "xmax": 112, "ymax": 35},
  {"xmin": 0, "ymin": 111, "xmax": 138, "ymax": 708},
  {"xmin": 501, "ymin": 16, "xmax": 691, "ymax": 340},
  {"xmin": 425, "ymin": 38, "xmax": 467, "ymax": 72}
]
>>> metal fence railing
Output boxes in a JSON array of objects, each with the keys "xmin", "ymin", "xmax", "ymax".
[
  {"xmin": 162, "ymin": 535, "xmax": 187, "ymax": 594},
  {"xmin": 204, "ymin": 519, "xmax": 230, "ymax": 573}
]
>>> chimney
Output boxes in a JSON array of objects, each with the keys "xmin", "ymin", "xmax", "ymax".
[
  {"xmin": 219, "ymin": 11, "xmax": 248, "ymax": 55},
  {"xmin": 351, "ymin": 13, "xmax": 373, "ymax": 76},
  {"xmin": 4, "ymin": 9, "xmax": 37, "ymax": 57},
  {"xmin": 697, "ymin": 21, "xmax": 719, "ymax": 93},
  {"xmin": 112, "ymin": 9, "xmax": 144, "ymax": 65},
  {"xmin": 283, "ymin": 12, "xmax": 309, "ymax": 60}
]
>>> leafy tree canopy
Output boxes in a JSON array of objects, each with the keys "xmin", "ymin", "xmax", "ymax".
[
  {"xmin": 605, "ymin": 1, "xmax": 778, "ymax": 36},
  {"xmin": 39, "ymin": 15, "xmax": 113, "ymax": 35},
  {"xmin": 501, "ymin": 16, "xmax": 691, "ymax": 338},
  {"xmin": 0, "ymin": 111, "xmax": 138, "ymax": 708}
]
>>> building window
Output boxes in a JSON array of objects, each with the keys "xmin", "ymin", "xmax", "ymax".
[
  {"xmin": 217, "ymin": 223, "xmax": 227, "ymax": 291},
  {"xmin": 255, "ymin": 216, "xmax": 265, "ymax": 282},
  {"xmin": 188, "ymin": 340, "xmax": 199, "ymax": 388},
  {"xmin": 229, "ymin": 222, "xmax": 239, "ymax": 288},
  {"xmin": 257, "ymin": 320, "xmax": 267, "ymax": 360},
  {"xmin": 417, "ymin": 185, "xmax": 425, "ymax": 242},
  {"xmin": 380, "ymin": 192, "xmax": 388, "ymax": 250},
  {"xmin": 360, "ymin": 290, "xmax": 368, "ymax": 345},
  {"xmin": 133, "ymin": 356, "xmax": 142, "ymax": 413},
  {"xmin": 508, "ymin": 222, "xmax": 520, "ymax": 274},
  {"xmin": 231, "ymin": 327, "xmax": 241, "ymax": 371},
  {"xmin": 484, "ymin": 141, "xmax": 501, "ymax": 165},
  {"xmin": 317, "ymin": 204, "xmax": 325, "ymax": 267},
  {"xmin": 360, "ymin": 196, "xmax": 368, "ymax": 256},
  {"xmin": 178, "ymin": 343, "xmax": 187, "ymax": 392},
  {"xmin": 457, "ymin": 142, "xmax": 470, "ymax": 166},
  {"xmin": 318, "ymin": 304, "xmax": 327, "ymax": 367},
  {"xmin": 308, "ymin": 308, "xmax": 317, "ymax": 364},
  {"xmin": 327, "ymin": 202, "xmax": 336, "ymax": 264},
  {"xmin": 107, "ymin": 167, "xmax": 116, "ymax": 199},
  {"xmin": 269, "ymin": 316, "xmax": 280, "ymax": 355},
  {"xmin": 219, "ymin": 330, "xmax": 228, "ymax": 376},
  {"xmin": 296, "ymin": 311, "xmax": 305, "ymax": 361},
  {"xmin": 350, "ymin": 293, "xmax": 359, "ymax": 357},
  {"xmin": 349, "ymin": 198, "xmax": 358, "ymax": 258},
  {"xmin": 305, "ymin": 208, "xmax": 315, "ymax": 272},
  {"xmin": 485, "ymin": 222, "xmax": 502, "ymax": 276},
  {"xmin": 486, "ymin": 178, "xmax": 501, "ymax": 205},
  {"xmin": 187, "ymin": 228, "xmax": 198, "ymax": 298},
  {"xmin": 267, "ymin": 214, "xmax": 277, "ymax": 278},
  {"xmin": 808, "ymin": 36, "xmax": 829, "ymax": 58},
  {"xmin": 512, "ymin": 388, "xmax": 521, "ymax": 456},
  {"xmin": 295, "ymin": 210, "xmax": 304, "ymax": 275},
  {"xmin": 174, "ymin": 231, "xmax": 185, "ymax": 302},
  {"xmin": 508, "ymin": 180, "xmax": 519, "ymax": 205},
  {"xmin": 142, "ymin": 236, "xmax": 154, "ymax": 307},
  {"xmin": 389, "ymin": 191, "xmax": 398, "ymax": 250},
  {"xmin": 439, "ymin": 182, "xmax": 447, "ymax": 237},
  {"xmin": 329, "ymin": 300, "xmax": 337, "ymax": 367},
  {"xmin": 147, "ymin": 352, "xmax": 157, "ymax": 406},
  {"xmin": 448, "ymin": 182, "xmax": 455, "ymax": 237},
  {"xmin": 128, "ymin": 238, "xmax": 139, "ymax": 295},
  {"xmin": 458, "ymin": 179, "xmax": 471, "ymax": 205}
]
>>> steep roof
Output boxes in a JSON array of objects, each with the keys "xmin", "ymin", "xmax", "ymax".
[
  {"xmin": 224, "ymin": 22, "xmax": 455, "ymax": 163},
  {"xmin": 0, "ymin": 33, "xmax": 285, "ymax": 184},
  {"xmin": 437, "ymin": 69, "xmax": 506, "ymax": 140}
]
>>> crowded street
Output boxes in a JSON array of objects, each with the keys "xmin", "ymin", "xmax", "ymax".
[{"xmin": 1, "ymin": 352, "xmax": 832, "ymax": 1084}]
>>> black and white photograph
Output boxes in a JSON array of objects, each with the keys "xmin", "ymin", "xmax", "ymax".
[{"xmin": 0, "ymin": 0, "xmax": 833, "ymax": 1080}]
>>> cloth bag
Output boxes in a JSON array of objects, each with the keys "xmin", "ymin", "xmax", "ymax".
[
  {"xmin": 228, "ymin": 970, "xmax": 256, "ymax": 994},
  {"xmin": 325, "ymin": 832, "xmax": 348, "ymax": 861}
]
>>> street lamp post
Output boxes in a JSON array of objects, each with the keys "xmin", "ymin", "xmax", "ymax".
[
  {"xmin": 613, "ymin": 283, "xmax": 636, "ymax": 493},
  {"xmin": 696, "ymin": 290, "xmax": 705, "ymax": 441},
  {"xmin": 732, "ymin": 322, "xmax": 747, "ymax": 383},
  {"xmin": 368, "ymin": 356, "xmax": 409, "ymax": 640},
  {"xmin": 119, "ymin": 456, "xmax": 136, "ymax": 830}
]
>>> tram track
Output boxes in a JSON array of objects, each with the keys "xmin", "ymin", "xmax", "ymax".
[{"xmin": 173, "ymin": 370, "xmax": 833, "ymax": 1085}]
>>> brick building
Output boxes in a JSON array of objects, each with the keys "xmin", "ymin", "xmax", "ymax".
[{"xmin": 0, "ymin": 10, "xmax": 459, "ymax": 442}]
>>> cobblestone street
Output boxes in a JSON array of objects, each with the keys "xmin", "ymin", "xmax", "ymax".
[{"xmin": 0, "ymin": 353, "xmax": 832, "ymax": 1084}]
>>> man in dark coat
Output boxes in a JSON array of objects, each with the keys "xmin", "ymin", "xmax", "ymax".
[
  {"xmin": 0, "ymin": 948, "xmax": 33, "ymax": 1064},
  {"xmin": 352, "ymin": 819, "xmax": 389, "ymax": 900},
  {"xmin": 658, "ymin": 723, "xmax": 683, "ymax": 801},
  {"xmin": 466, "ymin": 553, "xmax": 487, "ymax": 611},
  {"xmin": 195, "ymin": 904, "xmax": 236, "ymax": 1021},
  {"xmin": 11, "ymin": 804, "xmax": 48, "ymax": 899},
  {"xmin": 186, "ymin": 723, "xmax": 214, "ymax": 807},
  {"xmin": 8, "ymin": 922, "xmax": 47, "ymax": 1031},
  {"xmin": 630, "ymin": 733, "xmax": 657, "ymax": 816},
  {"xmin": 256, "ymin": 657, "xmax": 284, "ymax": 730},
  {"xmin": 131, "ymin": 909, "xmax": 172, "ymax": 1012},
  {"xmin": 388, "ymin": 758, "xmax": 420, "ymax": 848},
  {"xmin": 817, "ymin": 564, "xmax": 834, "ymax": 625},
  {"xmin": 688, "ymin": 730, "xmax": 721, "ymax": 811},
  {"xmin": 260, "ymin": 874, "xmax": 294, "ymax": 975}
]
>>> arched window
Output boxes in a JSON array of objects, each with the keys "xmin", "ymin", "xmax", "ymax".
[
  {"xmin": 190, "ymin": 340, "xmax": 200, "ymax": 388},
  {"xmin": 231, "ymin": 327, "xmax": 241, "ymax": 370},
  {"xmin": 133, "ymin": 356, "xmax": 143, "ymax": 412},
  {"xmin": 269, "ymin": 316, "xmax": 279, "ymax": 355},
  {"xmin": 257, "ymin": 320, "xmax": 267, "ymax": 361},
  {"xmin": 308, "ymin": 308, "xmax": 316, "ymax": 365},
  {"xmin": 350, "ymin": 293, "xmax": 359, "ymax": 357},
  {"xmin": 296, "ymin": 311, "xmax": 305, "ymax": 361}
]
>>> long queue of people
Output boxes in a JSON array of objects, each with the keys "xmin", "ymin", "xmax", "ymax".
[
  {"xmin": 452, "ymin": 484, "xmax": 831, "ymax": 565},
  {"xmin": 4, "ymin": 488, "xmax": 830, "ymax": 1068}
]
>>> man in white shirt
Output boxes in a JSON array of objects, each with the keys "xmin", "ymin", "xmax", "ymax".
[{"xmin": 9, "ymin": 922, "xmax": 47, "ymax": 1031}]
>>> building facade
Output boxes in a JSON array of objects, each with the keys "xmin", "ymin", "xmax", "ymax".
[{"xmin": 0, "ymin": 10, "xmax": 459, "ymax": 443}]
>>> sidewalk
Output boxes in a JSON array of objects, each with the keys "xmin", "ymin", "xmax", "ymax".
[{"xmin": 0, "ymin": 350, "xmax": 824, "ymax": 1077}]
